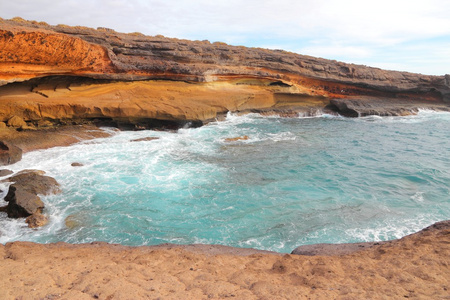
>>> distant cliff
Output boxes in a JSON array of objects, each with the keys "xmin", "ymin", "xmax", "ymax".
[{"xmin": 0, "ymin": 17, "xmax": 449, "ymax": 128}]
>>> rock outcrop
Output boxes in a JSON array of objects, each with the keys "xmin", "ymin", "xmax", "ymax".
[
  {"xmin": 0, "ymin": 17, "xmax": 449, "ymax": 128},
  {"xmin": 0, "ymin": 220, "xmax": 448, "ymax": 299},
  {"xmin": 1, "ymin": 169, "xmax": 60, "ymax": 227},
  {"xmin": 0, "ymin": 141, "xmax": 22, "ymax": 166},
  {"xmin": 4, "ymin": 185, "xmax": 44, "ymax": 218}
]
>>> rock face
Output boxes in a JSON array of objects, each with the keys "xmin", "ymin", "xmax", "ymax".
[
  {"xmin": 0, "ymin": 141, "xmax": 22, "ymax": 166},
  {"xmin": 5, "ymin": 169, "xmax": 61, "ymax": 195},
  {"xmin": 0, "ymin": 18, "xmax": 449, "ymax": 127},
  {"xmin": 2, "ymin": 169, "xmax": 60, "ymax": 227},
  {"xmin": 0, "ymin": 220, "xmax": 448, "ymax": 299},
  {"xmin": 4, "ymin": 185, "xmax": 44, "ymax": 218}
]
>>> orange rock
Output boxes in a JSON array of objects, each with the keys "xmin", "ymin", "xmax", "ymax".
[
  {"xmin": 25, "ymin": 211, "xmax": 48, "ymax": 228},
  {"xmin": 224, "ymin": 135, "xmax": 249, "ymax": 142}
]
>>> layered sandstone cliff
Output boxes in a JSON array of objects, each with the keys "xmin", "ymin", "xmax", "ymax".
[{"xmin": 0, "ymin": 17, "xmax": 449, "ymax": 128}]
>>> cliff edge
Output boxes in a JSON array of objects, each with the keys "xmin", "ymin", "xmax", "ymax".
[
  {"xmin": 0, "ymin": 17, "xmax": 449, "ymax": 128},
  {"xmin": 0, "ymin": 220, "xmax": 449, "ymax": 299}
]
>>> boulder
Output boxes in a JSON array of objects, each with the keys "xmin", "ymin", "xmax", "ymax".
[
  {"xmin": 130, "ymin": 137, "xmax": 159, "ymax": 142},
  {"xmin": 7, "ymin": 115, "xmax": 27, "ymax": 128},
  {"xmin": 25, "ymin": 211, "xmax": 48, "ymax": 228},
  {"xmin": 4, "ymin": 185, "xmax": 44, "ymax": 218},
  {"xmin": 1, "ymin": 169, "xmax": 59, "ymax": 227},
  {"xmin": 224, "ymin": 135, "xmax": 249, "ymax": 142},
  {"xmin": 0, "ymin": 122, "xmax": 6, "ymax": 128},
  {"xmin": 71, "ymin": 162, "xmax": 84, "ymax": 167},
  {"xmin": 0, "ymin": 141, "xmax": 22, "ymax": 166},
  {"xmin": 5, "ymin": 169, "xmax": 61, "ymax": 195},
  {"xmin": 0, "ymin": 169, "xmax": 14, "ymax": 177},
  {"xmin": 37, "ymin": 119, "xmax": 54, "ymax": 128}
]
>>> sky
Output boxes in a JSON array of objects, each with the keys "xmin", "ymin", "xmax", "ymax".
[{"xmin": 1, "ymin": 0, "xmax": 449, "ymax": 75}]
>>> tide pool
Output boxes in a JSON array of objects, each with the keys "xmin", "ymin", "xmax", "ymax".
[{"xmin": 1, "ymin": 110, "xmax": 449, "ymax": 253}]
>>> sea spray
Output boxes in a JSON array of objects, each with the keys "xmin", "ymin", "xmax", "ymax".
[{"xmin": 1, "ymin": 111, "xmax": 449, "ymax": 252}]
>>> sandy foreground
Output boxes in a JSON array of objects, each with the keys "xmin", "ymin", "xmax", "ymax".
[
  {"xmin": 0, "ymin": 127, "xmax": 449, "ymax": 299},
  {"xmin": 0, "ymin": 221, "xmax": 448, "ymax": 300}
]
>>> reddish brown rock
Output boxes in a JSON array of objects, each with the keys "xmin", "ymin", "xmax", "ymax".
[
  {"xmin": 4, "ymin": 185, "xmax": 44, "ymax": 218},
  {"xmin": 224, "ymin": 135, "xmax": 249, "ymax": 142},
  {"xmin": 25, "ymin": 211, "xmax": 48, "ymax": 228},
  {"xmin": 0, "ymin": 141, "xmax": 22, "ymax": 166},
  {"xmin": 0, "ymin": 169, "xmax": 13, "ymax": 176},
  {"xmin": 130, "ymin": 137, "xmax": 159, "ymax": 142},
  {"xmin": 5, "ymin": 169, "xmax": 60, "ymax": 195},
  {"xmin": 2, "ymin": 169, "xmax": 59, "ymax": 227}
]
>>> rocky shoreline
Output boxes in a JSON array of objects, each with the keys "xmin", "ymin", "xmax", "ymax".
[
  {"xmin": 1, "ymin": 17, "xmax": 449, "ymax": 298},
  {"xmin": 0, "ymin": 123, "xmax": 449, "ymax": 299},
  {"xmin": 0, "ymin": 221, "xmax": 448, "ymax": 299}
]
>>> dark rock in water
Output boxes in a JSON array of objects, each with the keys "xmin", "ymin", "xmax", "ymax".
[
  {"xmin": 291, "ymin": 241, "xmax": 388, "ymax": 256},
  {"xmin": 5, "ymin": 169, "xmax": 61, "ymax": 195},
  {"xmin": 130, "ymin": 137, "xmax": 160, "ymax": 142},
  {"xmin": 4, "ymin": 185, "xmax": 44, "ymax": 218},
  {"xmin": 71, "ymin": 162, "xmax": 84, "ymax": 167},
  {"xmin": 328, "ymin": 97, "xmax": 448, "ymax": 117},
  {"xmin": 0, "ymin": 141, "xmax": 22, "ymax": 166},
  {"xmin": 1, "ymin": 169, "xmax": 60, "ymax": 227},
  {"xmin": 0, "ymin": 169, "xmax": 14, "ymax": 177},
  {"xmin": 25, "ymin": 211, "xmax": 48, "ymax": 228}
]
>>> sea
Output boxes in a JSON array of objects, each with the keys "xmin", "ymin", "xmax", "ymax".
[{"xmin": 1, "ymin": 110, "xmax": 449, "ymax": 253}]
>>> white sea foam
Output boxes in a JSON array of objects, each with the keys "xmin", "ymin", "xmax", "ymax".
[
  {"xmin": 344, "ymin": 216, "xmax": 439, "ymax": 242},
  {"xmin": 0, "ymin": 110, "xmax": 448, "ymax": 252}
]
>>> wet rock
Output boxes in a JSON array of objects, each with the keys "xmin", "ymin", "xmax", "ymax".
[
  {"xmin": 130, "ymin": 137, "xmax": 160, "ymax": 142},
  {"xmin": 4, "ymin": 185, "xmax": 44, "ymax": 218},
  {"xmin": 5, "ymin": 169, "xmax": 61, "ymax": 195},
  {"xmin": 224, "ymin": 135, "xmax": 249, "ymax": 142},
  {"xmin": 65, "ymin": 214, "xmax": 81, "ymax": 229},
  {"xmin": 0, "ymin": 141, "xmax": 22, "ymax": 166},
  {"xmin": 0, "ymin": 169, "xmax": 14, "ymax": 177},
  {"xmin": 291, "ymin": 242, "xmax": 388, "ymax": 256},
  {"xmin": 71, "ymin": 162, "xmax": 84, "ymax": 167},
  {"xmin": 1, "ymin": 169, "xmax": 60, "ymax": 227},
  {"xmin": 329, "ymin": 97, "xmax": 425, "ymax": 117},
  {"xmin": 25, "ymin": 211, "xmax": 48, "ymax": 228}
]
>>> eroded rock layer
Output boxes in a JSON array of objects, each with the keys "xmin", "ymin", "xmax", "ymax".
[
  {"xmin": 0, "ymin": 220, "xmax": 449, "ymax": 299},
  {"xmin": 0, "ymin": 17, "xmax": 449, "ymax": 126}
]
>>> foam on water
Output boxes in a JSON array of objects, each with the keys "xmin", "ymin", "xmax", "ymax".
[{"xmin": 1, "ymin": 110, "xmax": 449, "ymax": 252}]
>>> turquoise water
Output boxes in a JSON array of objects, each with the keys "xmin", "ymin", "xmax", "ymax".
[{"xmin": 1, "ymin": 111, "xmax": 449, "ymax": 253}]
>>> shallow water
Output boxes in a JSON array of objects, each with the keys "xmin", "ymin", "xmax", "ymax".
[{"xmin": 1, "ymin": 110, "xmax": 449, "ymax": 253}]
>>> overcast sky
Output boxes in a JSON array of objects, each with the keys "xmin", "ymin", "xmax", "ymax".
[{"xmin": 1, "ymin": 0, "xmax": 449, "ymax": 75}]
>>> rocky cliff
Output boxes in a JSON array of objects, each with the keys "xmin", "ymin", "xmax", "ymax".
[{"xmin": 0, "ymin": 17, "xmax": 449, "ymax": 128}]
